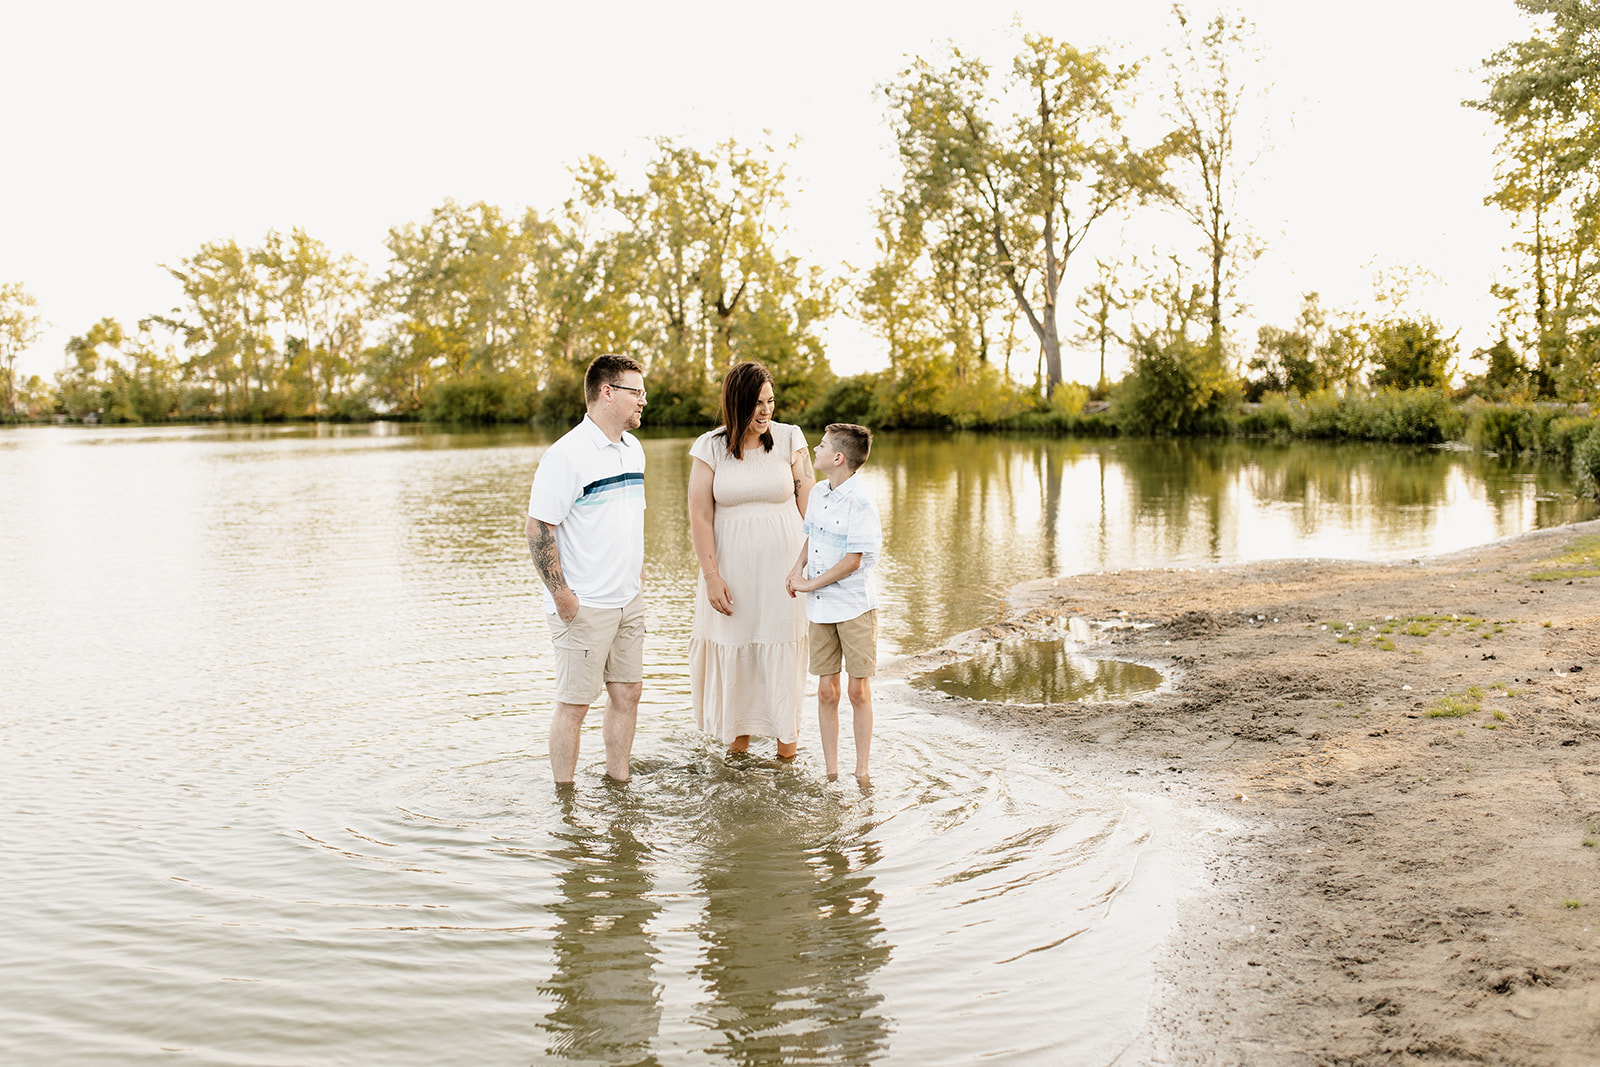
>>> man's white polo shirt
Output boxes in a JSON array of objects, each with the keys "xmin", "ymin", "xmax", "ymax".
[
  {"xmin": 802, "ymin": 476, "xmax": 881, "ymax": 624},
  {"xmin": 527, "ymin": 415, "xmax": 646, "ymax": 613}
]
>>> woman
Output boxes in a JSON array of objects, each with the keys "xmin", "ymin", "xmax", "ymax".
[{"xmin": 688, "ymin": 361, "xmax": 815, "ymax": 757}]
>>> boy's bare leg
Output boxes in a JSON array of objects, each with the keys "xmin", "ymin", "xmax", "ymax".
[
  {"xmin": 816, "ymin": 673, "xmax": 842, "ymax": 777},
  {"xmin": 847, "ymin": 675, "xmax": 873, "ymax": 779},
  {"xmin": 550, "ymin": 701, "xmax": 590, "ymax": 784},
  {"xmin": 602, "ymin": 681, "xmax": 641, "ymax": 782}
]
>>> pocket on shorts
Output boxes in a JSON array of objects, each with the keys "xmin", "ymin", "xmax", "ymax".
[{"xmin": 548, "ymin": 613, "xmax": 579, "ymax": 648}]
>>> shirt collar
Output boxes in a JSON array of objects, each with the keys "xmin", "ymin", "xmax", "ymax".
[
  {"xmin": 579, "ymin": 414, "xmax": 623, "ymax": 449},
  {"xmin": 817, "ymin": 476, "xmax": 858, "ymax": 500}
]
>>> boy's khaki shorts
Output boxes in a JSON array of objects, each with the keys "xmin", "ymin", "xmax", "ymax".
[
  {"xmin": 547, "ymin": 591, "xmax": 646, "ymax": 705},
  {"xmin": 809, "ymin": 610, "xmax": 878, "ymax": 678}
]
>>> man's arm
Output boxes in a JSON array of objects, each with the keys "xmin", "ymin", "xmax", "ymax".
[{"xmin": 526, "ymin": 515, "xmax": 580, "ymax": 623}]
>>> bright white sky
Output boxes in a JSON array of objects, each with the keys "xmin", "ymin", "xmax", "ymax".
[{"xmin": 1, "ymin": 0, "xmax": 1531, "ymax": 386}]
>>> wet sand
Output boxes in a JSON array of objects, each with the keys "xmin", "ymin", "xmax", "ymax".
[{"xmin": 889, "ymin": 519, "xmax": 1600, "ymax": 1065}]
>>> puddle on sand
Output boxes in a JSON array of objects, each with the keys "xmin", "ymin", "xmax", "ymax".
[{"xmin": 914, "ymin": 638, "xmax": 1164, "ymax": 705}]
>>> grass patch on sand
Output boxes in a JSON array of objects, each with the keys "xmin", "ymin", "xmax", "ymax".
[
  {"xmin": 1327, "ymin": 615, "xmax": 1509, "ymax": 651},
  {"xmin": 1530, "ymin": 535, "xmax": 1600, "ymax": 581},
  {"xmin": 1428, "ymin": 686, "xmax": 1485, "ymax": 718}
]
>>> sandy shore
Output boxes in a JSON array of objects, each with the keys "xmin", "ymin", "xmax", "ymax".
[{"xmin": 889, "ymin": 519, "xmax": 1600, "ymax": 1066}]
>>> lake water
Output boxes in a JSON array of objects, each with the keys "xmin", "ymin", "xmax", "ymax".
[{"xmin": 2, "ymin": 424, "xmax": 1592, "ymax": 1065}]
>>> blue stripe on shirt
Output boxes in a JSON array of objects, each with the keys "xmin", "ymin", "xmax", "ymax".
[{"xmin": 574, "ymin": 471, "xmax": 645, "ymax": 507}]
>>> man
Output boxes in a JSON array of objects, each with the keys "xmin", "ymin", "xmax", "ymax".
[{"xmin": 526, "ymin": 354, "xmax": 648, "ymax": 783}]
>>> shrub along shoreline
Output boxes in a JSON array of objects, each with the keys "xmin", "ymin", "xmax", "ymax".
[{"xmin": 19, "ymin": 373, "xmax": 1600, "ymax": 499}]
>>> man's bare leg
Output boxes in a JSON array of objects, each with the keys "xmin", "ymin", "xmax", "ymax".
[
  {"xmin": 602, "ymin": 680, "xmax": 641, "ymax": 782},
  {"xmin": 550, "ymin": 701, "xmax": 590, "ymax": 783},
  {"xmin": 816, "ymin": 672, "xmax": 842, "ymax": 777},
  {"xmin": 847, "ymin": 675, "xmax": 873, "ymax": 779}
]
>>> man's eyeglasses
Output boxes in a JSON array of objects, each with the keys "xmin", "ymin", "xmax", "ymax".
[{"xmin": 609, "ymin": 383, "xmax": 646, "ymax": 402}]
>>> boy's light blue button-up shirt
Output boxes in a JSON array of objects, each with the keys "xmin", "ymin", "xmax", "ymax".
[{"xmin": 802, "ymin": 476, "xmax": 881, "ymax": 624}]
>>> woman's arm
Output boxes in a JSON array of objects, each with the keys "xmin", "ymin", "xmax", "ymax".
[
  {"xmin": 688, "ymin": 457, "xmax": 733, "ymax": 615},
  {"xmin": 791, "ymin": 437, "xmax": 816, "ymax": 518}
]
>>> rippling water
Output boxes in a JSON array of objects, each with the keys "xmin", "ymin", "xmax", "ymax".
[{"xmin": 2, "ymin": 424, "xmax": 1591, "ymax": 1064}]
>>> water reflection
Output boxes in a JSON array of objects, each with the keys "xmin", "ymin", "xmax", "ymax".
[
  {"xmin": 3, "ymin": 424, "xmax": 1596, "ymax": 1065},
  {"xmin": 913, "ymin": 640, "xmax": 1165, "ymax": 704},
  {"xmin": 851, "ymin": 433, "xmax": 1595, "ymax": 650},
  {"xmin": 541, "ymin": 787, "xmax": 664, "ymax": 1064},
  {"xmin": 691, "ymin": 773, "xmax": 891, "ymax": 1065}
]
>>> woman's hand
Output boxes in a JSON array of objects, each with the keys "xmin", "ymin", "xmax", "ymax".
[
  {"xmin": 705, "ymin": 573, "xmax": 734, "ymax": 615},
  {"xmin": 688, "ymin": 457, "xmax": 732, "ymax": 614}
]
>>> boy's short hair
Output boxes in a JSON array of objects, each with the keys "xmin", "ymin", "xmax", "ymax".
[
  {"xmin": 824, "ymin": 423, "xmax": 872, "ymax": 470},
  {"xmin": 584, "ymin": 353, "xmax": 645, "ymax": 404}
]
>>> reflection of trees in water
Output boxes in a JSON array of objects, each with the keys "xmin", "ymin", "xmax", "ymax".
[
  {"xmin": 919, "ymin": 640, "xmax": 1161, "ymax": 703},
  {"xmin": 540, "ymin": 793, "xmax": 664, "ymax": 1065},
  {"xmin": 693, "ymin": 829, "xmax": 891, "ymax": 1066},
  {"xmin": 872, "ymin": 432, "xmax": 1095, "ymax": 647}
]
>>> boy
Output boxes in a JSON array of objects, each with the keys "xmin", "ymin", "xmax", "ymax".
[{"xmin": 785, "ymin": 423, "xmax": 881, "ymax": 779}]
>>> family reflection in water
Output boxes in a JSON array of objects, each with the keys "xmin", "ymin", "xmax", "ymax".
[
  {"xmin": 540, "ymin": 789, "xmax": 664, "ymax": 1064},
  {"xmin": 540, "ymin": 778, "xmax": 892, "ymax": 1065}
]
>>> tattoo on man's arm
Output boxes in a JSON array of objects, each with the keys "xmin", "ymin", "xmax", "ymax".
[{"xmin": 529, "ymin": 522, "xmax": 569, "ymax": 595}]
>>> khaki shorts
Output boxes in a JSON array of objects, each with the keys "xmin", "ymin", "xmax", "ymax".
[
  {"xmin": 809, "ymin": 610, "xmax": 878, "ymax": 678},
  {"xmin": 547, "ymin": 591, "xmax": 646, "ymax": 705}
]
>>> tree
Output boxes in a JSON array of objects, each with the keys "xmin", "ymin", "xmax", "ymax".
[
  {"xmin": 255, "ymin": 229, "xmax": 370, "ymax": 415},
  {"xmin": 1072, "ymin": 255, "xmax": 1130, "ymax": 395},
  {"xmin": 1157, "ymin": 5, "xmax": 1269, "ymax": 368},
  {"xmin": 1248, "ymin": 293, "xmax": 1333, "ymax": 396},
  {"xmin": 379, "ymin": 200, "xmax": 521, "ymax": 392},
  {"xmin": 1471, "ymin": 0, "xmax": 1600, "ymax": 397},
  {"xmin": 609, "ymin": 137, "xmax": 834, "ymax": 418},
  {"xmin": 57, "ymin": 318, "xmax": 127, "ymax": 420},
  {"xmin": 1368, "ymin": 318, "xmax": 1458, "ymax": 391},
  {"xmin": 0, "ymin": 282, "xmax": 43, "ymax": 420},
  {"xmin": 878, "ymin": 32, "xmax": 1163, "ymax": 394},
  {"xmin": 1464, "ymin": 336, "xmax": 1531, "ymax": 398},
  {"xmin": 154, "ymin": 239, "xmax": 280, "ymax": 418},
  {"xmin": 1112, "ymin": 252, "xmax": 1237, "ymax": 432}
]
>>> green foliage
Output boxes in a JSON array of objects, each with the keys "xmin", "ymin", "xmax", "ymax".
[
  {"xmin": 1464, "ymin": 402, "xmax": 1599, "ymax": 460},
  {"xmin": 1337, "ymin": 388, "xmax": 1459, "ymax": 443},
  {"xmin": 802, "ymin": 374, "xmax": 879, "ymax": 428},
  {"xmin": 1233, "ymin": 392, "xmax": 1295, "ymax": 435},
  {"xmin": 1461, "ymin": 338, "xmax": 1531, "ymax": 400},
  {"xmin": 1243, "ymin": 293, "xmax": 1367, "ymax": 398},
  {"xmin": 1472, "ymin": 2, "xmax": 1600, "ymax": 399},
  {"xmin": 537, "ymin": 361, "xmax": 588, "ymax": 426},
  {"xmin": 1573, "ymin": 429, "xmax": 1600, "ymax": 498},
  {"xmin": 0, "ymin": 281, "xmax": 43, "ymax": 421},
  {"xmin": 420, "ymin": 374, "xmax": 538, "ymax": 424},
  {"xmin": 1465, "ymin": 402, "xmax": 1532, "ymax": 451},
  {"xmin": 872, "ymin": 31, "xmax": 1161, "ymax": 391},
  {"xmin": 1114, "ymin": 336, "xmax": 1229, "ymax": 436},
  {"xmin": 1367, "ymin": 318, "xmax": 1457, "ymax": 391}
]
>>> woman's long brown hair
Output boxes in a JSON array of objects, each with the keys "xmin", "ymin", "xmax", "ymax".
[{"xmin": 715, "ymin": 361, "xmax": 775, "ymax": 460}]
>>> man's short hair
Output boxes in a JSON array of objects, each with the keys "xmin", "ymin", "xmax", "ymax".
[
  {"xmin": 824, "ymin": 423, "xmax": 873, "ymax": 470},
  {"xmin": 584, "ymin": 354, "xmax": 645, "ymax": 404}
]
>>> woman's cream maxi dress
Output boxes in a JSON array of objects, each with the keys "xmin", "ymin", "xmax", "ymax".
[{"xmin": 688, "ymin": 422, "xmax": 809, "ymax": 744}]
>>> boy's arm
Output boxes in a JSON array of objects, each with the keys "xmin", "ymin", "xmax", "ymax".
[
  {"xmin": 793, "ymin": 552, "xmax": 862, "ymax": 594},
  {"xmin": 785, "ymin": 538, "xmax": 810, "ymax": 598}
]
